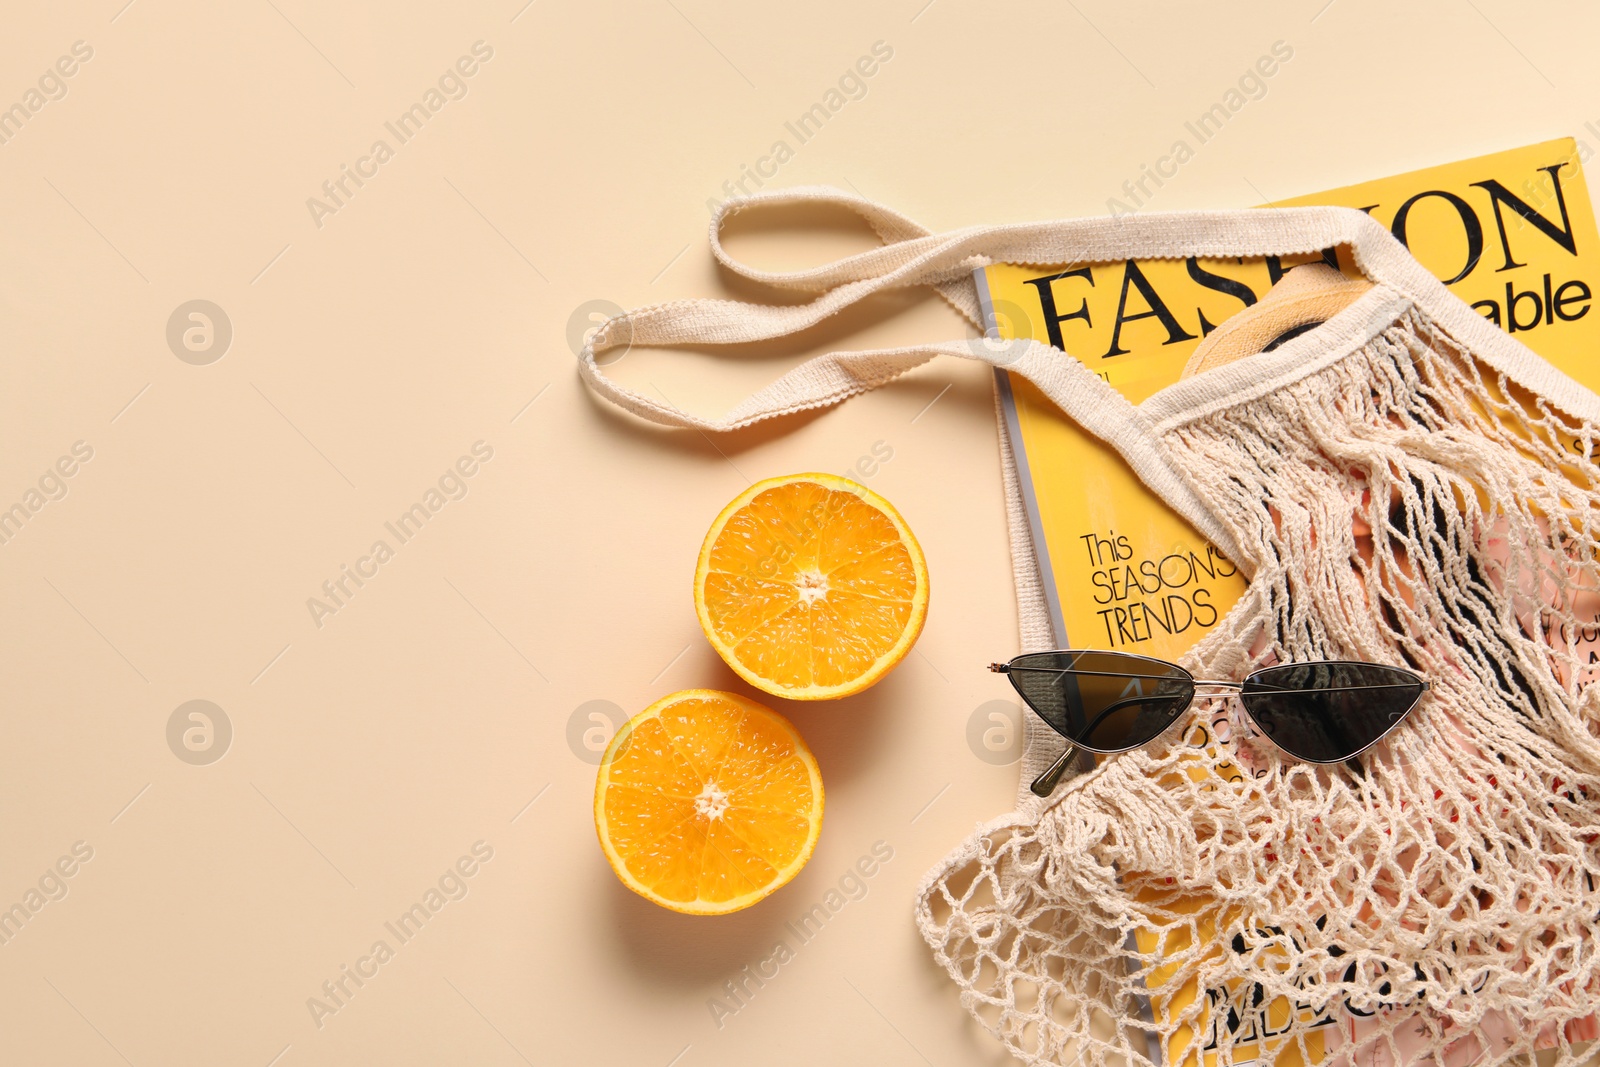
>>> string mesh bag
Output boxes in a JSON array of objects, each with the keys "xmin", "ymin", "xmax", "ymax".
[
  {"xmin": 917, "ymin": 292, "xmax": 1600, "ymax": 1067},
  {"xmin": 576, "ymin": 188, "xmax": 1600, "ymax": 1067}
]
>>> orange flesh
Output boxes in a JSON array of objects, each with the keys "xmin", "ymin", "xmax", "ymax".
[
  {"xmin": 698, "ymin": 478, "xmax": 924, "ymax": 695},
  {"xmin": 596, "ymin": 691, "xmax": 822, "ymax": 913}
]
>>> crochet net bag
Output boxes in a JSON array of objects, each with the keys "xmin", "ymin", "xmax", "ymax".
[{"xmin": 578, "ymin": 189, "xmax": 1600, "ymax": 1067}]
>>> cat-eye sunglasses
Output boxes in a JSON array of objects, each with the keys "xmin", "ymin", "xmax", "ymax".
[{"xmin": 989, "ymin": 650, "xmax": 1429, "ymax": 797}]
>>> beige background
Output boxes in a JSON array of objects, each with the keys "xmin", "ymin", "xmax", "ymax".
[{"xmin": 2, "ymin": 1, "xmax": 1598, "ymax": 1064}]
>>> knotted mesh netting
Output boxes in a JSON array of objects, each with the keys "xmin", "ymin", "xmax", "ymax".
[{"xmin": 918, "ymin": 306, "xmax": 1600, "ymax": 1067}]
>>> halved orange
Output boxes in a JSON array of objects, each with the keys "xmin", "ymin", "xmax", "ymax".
[
  {"xmin": 694, "ymin": 473, "xmax": 928, "ymax": 700},
  {"xmin": 594, "ymin": 689, "xmax": 824, "ymax": 915}
]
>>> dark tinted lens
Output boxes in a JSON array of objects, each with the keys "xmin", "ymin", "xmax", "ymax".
[
  {"xmin": 1239, "ymin": 662, "xmax": 1423, "ymax": 763},
  {"xmin": 1007, "ymin": 651, "xmax": 1194, "ymax": 752}
]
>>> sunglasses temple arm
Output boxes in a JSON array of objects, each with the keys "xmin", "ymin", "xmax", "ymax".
[{"xmin": 1030, "ymin": 744, "xmax": 1078, "ymax": 798}]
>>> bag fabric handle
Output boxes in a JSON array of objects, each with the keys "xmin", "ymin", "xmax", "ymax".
[
  {"xmin": 576, "ymin": 188, "xmax": 1433, "ymax": 568},
  {"xmin": 577, "ymin": 187, "xmax": 1414, "ymax": 434},
  {"xmin": 704, "ymin": 186, "xmax": 991, "ymax": 329}
]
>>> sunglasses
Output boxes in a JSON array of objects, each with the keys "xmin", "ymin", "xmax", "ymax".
[{"xmin": 989, "ymin": 650, "xmax": 1430, "ymax": 797}]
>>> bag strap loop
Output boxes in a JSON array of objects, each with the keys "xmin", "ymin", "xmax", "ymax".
[
  {"xmin": 579, "ymin": 186, "xmax": 1390, "ymax": 428},
  {"xmin": 706, "ymin": 185, "xmax": 990, "ymax": 327},
  {"xmin": 577, "ymin": 188, "xmax": 1421, "ymax": 569}
]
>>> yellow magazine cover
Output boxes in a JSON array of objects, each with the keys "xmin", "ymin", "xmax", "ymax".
[{"xmin": 977, "ymin": 138, "xmax": 1600, "ymax": 1067}]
